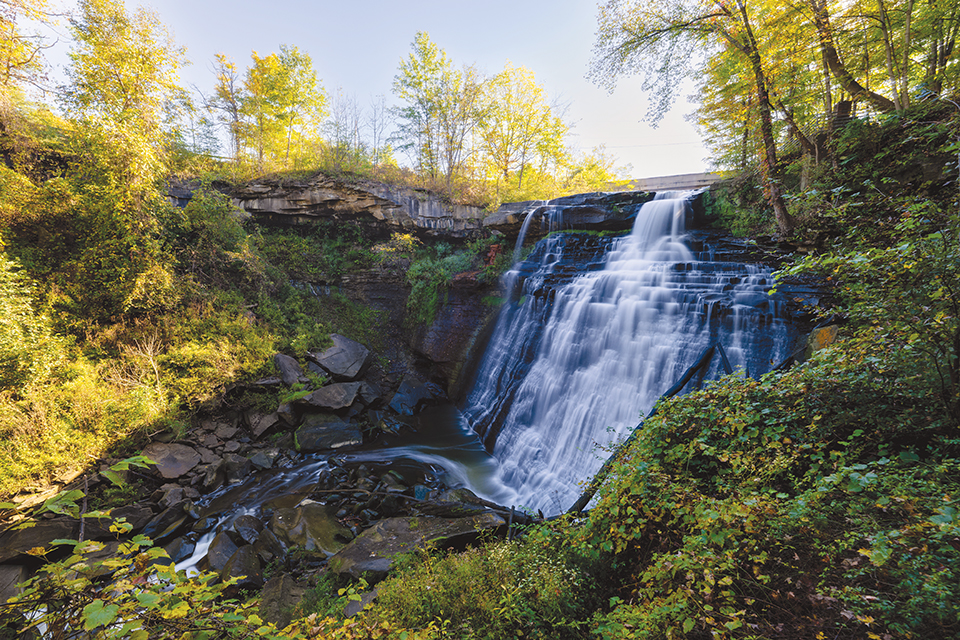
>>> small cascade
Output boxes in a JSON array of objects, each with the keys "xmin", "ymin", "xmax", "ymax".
[
  {"xmin": 463, "ymin": 192, "xmax": 794, "ymax": 515},
  {"xmin": 513, "ymin": 203, "xmax": 565, "ymax": 262}
]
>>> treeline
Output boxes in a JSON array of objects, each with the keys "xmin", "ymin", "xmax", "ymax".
[
  {"xmin": 591, "ymin": 0, "xmax": 960, "ymax": 234},
  {"xmin": 201, "ymin": 32, "xmax": 620, "ymax": 204}
]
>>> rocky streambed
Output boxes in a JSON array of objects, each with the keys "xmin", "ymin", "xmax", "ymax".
[{"xmin": 0, "ymin": 334, "xmax": 529, "ymax": 622}]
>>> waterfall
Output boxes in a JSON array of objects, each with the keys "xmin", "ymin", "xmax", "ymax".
[{"xmin": 462, "ymin": 192, "xmax": 793, "ymax": 515}]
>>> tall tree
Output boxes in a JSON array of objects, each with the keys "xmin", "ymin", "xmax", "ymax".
[
  {"xmin": 392, "ymin": 32, "xmax": 483, "ymax": 191},
  {"xmin": 208, "ymin": 53, "xmax": 245, "ymax": 163},
  {"xmin": 0, "ymin": 0, "xmax": 52, "ymax": 90},
  {"xmin": 478, "ymin": 62, "xmax": 568, "ymax": 198},
  {"xmin": 63, "ymin": 0, "xmax": 185, "ymax": 200},
  {"xmin": 392, "ymin": 32, "xmax": 446, "ymax": 180},
  {"xmin": 241, "ymin": 47, "xmax": 326, "ymax": 170},
  {"xmin": 591, "ymin": 0, "xmax": 795, "ymax": 234}
]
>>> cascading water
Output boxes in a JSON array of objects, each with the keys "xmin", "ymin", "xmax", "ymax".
[{"xmin": 463, "ymin": 191, "xmax": 794, "ymax": 515}]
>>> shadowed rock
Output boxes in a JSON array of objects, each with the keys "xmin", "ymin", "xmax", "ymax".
[
  {"xmin": 308, "ymin": 335, "xmax": 371, "ymax": 381},
  {"xmin": 142, "ymin": 443, "xmax": 201, "ymax": 479},
  {"xmin": 270, "ymin": 501, "xmax": 352, "ymax": 557},
  {"xmin": 328, "ymin": 513, "xmax": 505, "ymax": 583},
  {"xmin": 274, "ymin": 353, "xmax": 305, "ymax": 387},
  {"xmin": 297, "ymin": 382, "xmax": 362, "ymax": 411},
  {"xmin": 295, "ymin": 415, "xmax": 362, "ymax": 452}
]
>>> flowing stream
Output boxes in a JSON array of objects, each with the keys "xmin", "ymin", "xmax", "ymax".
[{"xmin": 462, "ymin": 192, "xmax": 794, "ymax": 515}]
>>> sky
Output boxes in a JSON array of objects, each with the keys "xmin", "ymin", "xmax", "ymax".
[{"xmin": 39, "ymin": 0, "xmax": 712, "ymax": 179}]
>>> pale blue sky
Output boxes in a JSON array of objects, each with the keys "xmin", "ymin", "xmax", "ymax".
[{"xmin": 44, "ymin": 0, "xmax": 711, "ymax": 178}]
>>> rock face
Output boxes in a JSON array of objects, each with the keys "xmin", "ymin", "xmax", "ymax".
[
  {"xmin": 219, "ymin": 176, "xmax": 657, "ymax": 241},
  {"xmin": 229, "ymin": 176, "xmax": 490, "ymax": 238}
]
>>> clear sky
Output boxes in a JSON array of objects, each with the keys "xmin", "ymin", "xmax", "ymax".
[{"xmin": 44, "ymin": 0, "xmax": 712, "ymax": 179}]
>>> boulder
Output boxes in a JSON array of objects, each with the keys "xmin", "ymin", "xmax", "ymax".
[
  {"xmin": 270, "ymin": 501, "xmax": 352, "ymax": 557},
  {"xmin": 328, "ymin": 513, "xmax": 506, "ymax": 583},
  {"xmin": 295, "ymin": 415, "xmax": 363, "ymax": 453},
  {"xmin": 164, "ymin": 536, "xmax": 197, "ymax": 564},
  {"xmin": 260, "ymin": 573, "xmax": 307, "ymax": 628},
  {"xmin": 142, "ymin": 443, "xmax": 201, "ymax": 479},
  {"xmin": 308, "ymin": 335, "xmax": 371, "ymax": 381},
  {"xmin": 388, "ymin": 374, "xmax": 435, "ymax": 416},
  {"xmin": 0, "ymin": 517, "xmax": 78, "ymax": 563},
  {"xmin": 142, "ymin": 503, "xmax": 191, "ymax": 541},
  {"xmin": 247, "ymin": 411, "xmax": 281, "ymax": 439},
  {"xmin": 222, "ymin": 453, "xmax": 254, "ymax": 485},
  {"xmin": 221, "ymin": 545, "xmax": 263, "ymax": 589},
  {"xmin": 0, "ymin": 565, "xmax": 26, "ymax": 604},
  {"xmin": 206, "ymin": 531, "xmax": 239, "ymax": 573},
  {"xmin": 233, "ymin": 515, "xmax": 264, "ymax": 545},
  {"xmin": 297, "ymin": 382, "xmax": 362, "ymax": 412},
  {"xmin": 274, "ymin": 353, "xmax": 305, "ymax": 387},
  {"xmin": 253, "ymin": 527, "xmax": 286, "ymax": 564}
]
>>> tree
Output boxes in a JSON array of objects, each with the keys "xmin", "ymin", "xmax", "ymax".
[
  {"xmin": 241, "ymin": 46, "xmax": 326, "ymax": 171},
  {"xmin": 62, "ymin": 0, "xmax": 185, "ymax": 195},
  {"xmin": 591, "ymin": 0, "xmax": 795, "ymax": 234},
  {"xmin": 208, "ymin": 53, "xmax": 245, "ymax": 163},
  {"xmin": 0, "ymin": 0, "xmax": 53, "ymax": 90},
  {"xmin": 478, "ymin": 62, "xmax": 568, "ymax": 199},
  {"xmin": 392, "ymin": 32, "xmax": 484, "ymax": 191}
]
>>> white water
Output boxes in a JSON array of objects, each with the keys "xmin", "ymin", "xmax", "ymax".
[{"xmin": 463, "ymin": 192, "xmax": 792, "ymax": 515}]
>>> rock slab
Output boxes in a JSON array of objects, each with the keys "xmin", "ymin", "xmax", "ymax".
[
  {"xmin": 142, "ymin": 443, "xmax": 201, "ymax": 479},
  {"xmin": 328, "ymin": 513, "xmax": 505, "ymax": 583}
]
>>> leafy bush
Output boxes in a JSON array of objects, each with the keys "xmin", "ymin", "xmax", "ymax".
[{"xmin": 371, "ymin": 523, "xmax": 600, "ymax": 639}]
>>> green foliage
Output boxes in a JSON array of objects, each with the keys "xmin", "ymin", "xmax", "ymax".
[
  {"xmin": 0, "ymin": 533, "xmax": 302, "ymax": 639},
  {"xmin": 781, "ymin": 216, "xmax": 960, "ymax": 421},
  {"xmin": 405, "ymin": 245, "xmax": 476, "ymax": 327},
  {"xmin": 371, "ymin": 524, "xmax": 600, "ymax": 639},
  {"xmin": 0, "ymin": 254, "xmax": 64, "ymax": 393}
]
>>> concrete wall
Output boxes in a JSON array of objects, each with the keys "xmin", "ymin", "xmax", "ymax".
[{"xmin": 629, "ymin": 172, "xmax": 724, "ymax": 191}]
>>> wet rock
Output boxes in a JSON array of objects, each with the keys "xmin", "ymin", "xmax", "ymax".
[
  {"xmin": 297, "ymin": 382, "xmax": 362, "ymax": 412},
  {"xmin": 253, "ymin": 527, "xmax": 286, "ymax": 564},
  {"xmin": 221, "ymin": 545, "xmax": 263, "ymax": 589},
  {"xmin": 0, "ymin": 518, "xmax": 79, "ymax": 562},
  {"xmin": 234, "ymin": 515, "xmax": 264, "ymax": 545},
  {"xmin": 295, "ymin": 415, "xmax": 363, "ymax": 453},
  {"xmin": 206, "ymin": 531, "xmax": 240, "ymax": 573},
  {"xmin": 247, "ymin": 411, "xmax": 281, "ymax": 439},
  {"xmin": 222, "ymin": 453, "xmax": 254, "ymax": 484},
  {"xmin": 308, "ymin": 334, "xmax": 371, "ymax": 381},
  {"xmin": 0, "ymin": 565, "xmax": 26, "ymax": 604},
  {"xmin": 270, "ymin": 501, "xmax": 352, "ymax": 557},
  {"xmin": 165, "ymin": 535, "xmax": 197, "ymax": 564},
  {"xmin": 388, "ymin": 374, "xmax": 435, "ymax": 416},
  {"xmin": 328, "ymin": 513, "xmax": 506, "ymax": 583},
  {"xmin": 142, "ymin": 443, "xmax": 201, "ymax": 479},
  {"xmin": 260, "ymin": 573, "xmax": 307, "ymax": 628},
  {"xmin": 84, "ymin": 505, "xmax": 154, "ymax": 539},
  {"xmin": 142, "ymin": 502, "xmax": 191, "ymax": 541},
  {"xmin": 274, "ymin": 353, "xmax": 305, "ymax": 387}
]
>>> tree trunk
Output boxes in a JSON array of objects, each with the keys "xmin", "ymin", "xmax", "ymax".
[
  {"xmin": 737, "ymin": 0, "xmax": 794, "ymax": 235},
  {"xmin": 809, "ymin": 0, "xmax": 896, "ymax": 113}
]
